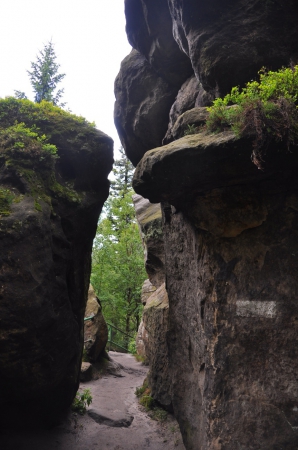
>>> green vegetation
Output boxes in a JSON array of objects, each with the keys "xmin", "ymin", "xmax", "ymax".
[
  {"xmin": 0, "ymin": 97, "xmax": 98, "ymax": 215},
  {"xmin": 206, "ymin": 65, "xmax": 298, "ymax": 169},
  {"xmin": 71, "ymin": 388, "xmax": 92, "ymax": 415},
  {"xmin": 91, "ymin": 148, "xmax": 146, "ymax": 341},
  {"xmin": 135, "ymin": 379, "xmax": 167, "ymax": 421},
  {"xmin": 184, "ymin": 124, "xmax": 199, "ymax": 136},
  {"xmin": 0, "ymin": 188, "xmax": 16, "ymax": 216},
  {"xmin": 15, "ymin": 40, "xmax": 66, "ymax": 107}
]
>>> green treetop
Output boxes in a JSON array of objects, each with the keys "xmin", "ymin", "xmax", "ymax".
[
  {"xmin": 15, "ymin": 41, "xmax": 66, "ymax": 107},
  {"xmin": 91, "ymin": 149, "xmax": 146, "ymax": 339}
]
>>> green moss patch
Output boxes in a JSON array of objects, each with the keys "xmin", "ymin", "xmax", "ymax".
[
  {"xmin": 206, "ymin": 65, "xmax": 298, "ymax": 169},
  {"xmin": 0, "ymin": 98, "xmax": 98, "ymax": 212}
]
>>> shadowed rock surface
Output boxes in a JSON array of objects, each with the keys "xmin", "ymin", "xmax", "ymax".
[
  {"xmin": 168, "ymin": 0, "xmax": 298, "ymax": 95},
  {"xmin": 124, "ymin": 0, "xmax": 192, "ymax": 87},
  {"xmin": 133, "ymin": 194, "xmax": 164, "ymax": 287},
  {"xmin": 133, "ymin": 133, "xmax": 298, "ymax": 449},
  {"xmin": 114, "ymin": 50, "xmax": 180, "ymax": 166},
  {"xmin": 142, "ymin": 283, "xmax": 171, "ymax": 410},
  {"xmin": 115, "ymin": 1, "xmax": 298, "ymax": 448},
  {"xmin": 84, "ymin": 286, "xmax": 108, "ymax": 363},
  {"xmin": 0, "ymin": 99, "xmax": 113, "ymax": 428}
]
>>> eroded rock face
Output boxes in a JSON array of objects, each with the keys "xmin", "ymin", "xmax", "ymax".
[
  {"xmin": 163, "ymin": 107, "xmax": 209, "ymax": 145},
  {"xmin": 114, "ymin": 50, "xmax": 180, "ymax": 166},
  {"xmin": 168, "ymin": 0, "xmax": 298, "ymax": 95},
  {"xmin": 133, "ymin": 134, "xmax": 298, "ymax": 449},
  {"xmin": 125, "ymin": 0, "xmax": 192, "ymax": 88},
  {"xmin": 116, "ymin": 1, "xmax": 298, "ymax": 448},
  {"xmin": 0, "ymin": 100, "xmax": 113, "ymax": 427},
  {"xmin": 142, "ymin": 283, "xmax": 171, "ymax": 409},
  {"xmin": 133, "ymin": 194, "xmax": 164, "ymax": 287},
  {"xmin": 84, "ymin": 286, "xmax": 108, "ymax": 362}
]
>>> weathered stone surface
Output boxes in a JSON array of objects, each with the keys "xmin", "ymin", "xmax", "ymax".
[
  {"xmin": 136, "ymin": 279, "xmax": 157, "ymax": 360},
  {"xmin": 117, "ymin": 1, "xmax": 298, "ymax": 448},
  {"xmin": 141, "ymin": 279, "xmax": 157, "ymax": 306},
  {"xmin": 135, "ymin": 320, "xmax": 147, "ymax": 359},
  {"xmin": 142, "ymin": 283, "xmax": 171, "ymax": 409},
  {"xmin": 84, "ymin": 286, "xmax": 108, "ymax": 362},
  {"xmin": 125, "ymin": 0, "xmax": 192, "ymax": 88},
  {"xmin": 0, "ymin": 100, "xmax": 113, "ymax": 427},
  {"xmin": 133, "ymin": 194, "xmax": 164, "ymax": 287},
  {"xmin": 133, "ymin": 132, "xmax": 298, "ymax": 236},
  {"xmin": 168, "ymin": 0, "xmax": 298, "ymax": 95},
  {"xmin": 163, "ymin": 107, "xmax": 209, "ymax": 145},
  {"xmin": 114, "ymin": 50, "xmax": 180, "ymax": 166},
  {"xmin": 163, "ymin": 77, "xmax": 212, "ymax": 144},
  {"xmin": 133, "ymin": 133, "xmax": 298, "ymax": 448},
  {"xmin": 80, "ymin": 362, "xmax": 93, "ymax": 382}
]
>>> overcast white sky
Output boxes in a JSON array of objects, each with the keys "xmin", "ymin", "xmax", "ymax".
[{"xmin": 0, "ymin": 0, "xmax": 131, "ymax": 154}]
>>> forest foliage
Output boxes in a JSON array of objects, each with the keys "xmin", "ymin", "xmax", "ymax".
[{"xmin": 91, "ymin": 148, "xmax": 146, "ymax": 339}]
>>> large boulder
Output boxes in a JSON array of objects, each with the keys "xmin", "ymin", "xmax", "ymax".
[
  {"xmin": 84, "ymin": 286, "xmax": 108, "ymax": 362},
  {"xmin": 125, "ymin": 0, "xmax": 192, "ymax": 88},
  {"xmin": 168, "ymin": 0, "xmax": 298, "ymax": 95},
  {"xmin": 114, "ymin": 50, "xmax": 179, "ymax": 166},
  {"xmin": 133, "ymin": 131, "xmax": 298, "ymax": 449},
  {"xmin": 0, "ymin": 98, "xmax": 113, "ymax": 428}
]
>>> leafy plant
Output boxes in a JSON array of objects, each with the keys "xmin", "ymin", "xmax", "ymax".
[
  {"xmin": 0, "ymin": 122, "xmax": 58, "ymax": 161},
  {"xmin": 140, "ymin": 395, "xmax": 155, "ymax": 410},
  {"xmin": 206, "ymin": 65, "xmax": 298, "ymax": 168},
  {"xmin": 128, "ymin": 335, "xmax": 138, "ymax": 355},
  {"xmin": 71, "ymin": 389, "xmax": 92, "ymax": 415},
  {"xmin": 184, "ymin": 124, "xmax": 198, "ymax": 136},
  {"xmin": 0, "ymin": 188, "xmax": 15, "ymax": 216},
  {"xmin": 135, "ymin": 379, "xmax": 149, "ymax": 397}
]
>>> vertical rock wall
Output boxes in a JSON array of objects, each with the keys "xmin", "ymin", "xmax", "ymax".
[
  {"xmin": 115, "ymin": 1, "xmax": 298, "ymax": 448},
  {"xmin": 133, "ymin": 135, "xmax": 298, "ymax": 449},
  {"xmin": 0, "ymin": 100, "xmax": 113, "ymax": 427}
]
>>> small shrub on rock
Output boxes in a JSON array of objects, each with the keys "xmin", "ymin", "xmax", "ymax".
[
  {"xmin": 206, "ymin": 65, "xmax": 298, "ymax": 169},
  {"xmin": 71, "ymin": 388, "xmax": 92, "ymax": 415}
]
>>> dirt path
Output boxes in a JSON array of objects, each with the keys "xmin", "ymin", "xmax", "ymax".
[{"xmin": 0, "ymin": 352, "xmax": 185, "ymax": 450}]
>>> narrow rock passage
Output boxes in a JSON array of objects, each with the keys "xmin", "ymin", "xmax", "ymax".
[{"xmin": 0, "ymin": 352, "xmax": 185, "ymax": 450}]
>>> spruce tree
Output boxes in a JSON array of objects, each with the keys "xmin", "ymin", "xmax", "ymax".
[
  {"xmin": 27, "ymin": 41, "xmax": 65, "ymax": 106},
  {"xmin": 91, "ymin": 150, "xmax": 146, "ymax": 342}
]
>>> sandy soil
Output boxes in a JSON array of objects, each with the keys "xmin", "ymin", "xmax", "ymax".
[{"xmin": 0, "ymin": 352, "xmax": 185, "ymax": 450}]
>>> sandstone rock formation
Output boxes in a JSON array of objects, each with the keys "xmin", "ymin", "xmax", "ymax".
[
  {"xmin": 141, "ymin": 283, "xmax": 171, "ymax": 410},
  {"xmin": 133, "ymin": 133, "xmax": 298, "ymax": 449},
  {"xmin": 115, "ymin": 1, "xmax": 298, "ymax": 448},
  {"xmin": 84, "ymin": 285, "xmax": 108, "ymax": 362},
  {"xmin": 0, "ymin": 99, "xmax": 113, "ymax": 428},
  {"xmin": 114, "ymin": 50, "xmax": 179, "ymax": 166},
  {"xmin": 167, "ymin": 0, "xmax": 298, "ymax": 95},
  {"xmin": 133, "ymin": 194, "xmax": 164, "ymax": 287}
]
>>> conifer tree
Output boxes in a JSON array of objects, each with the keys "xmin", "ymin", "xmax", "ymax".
[
  {"xmin": 27, "ymin": 41, "xmax": 65, "ymax": 106},
  {"xmin": 91, "ymin": 149, "xmax": 146, "ymax": 342}
]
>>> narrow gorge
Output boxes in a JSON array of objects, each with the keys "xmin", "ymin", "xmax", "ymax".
[{"xmin": 1, "ymin": 1, "xmax": 298, "ymax": 449}]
